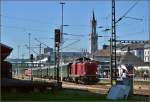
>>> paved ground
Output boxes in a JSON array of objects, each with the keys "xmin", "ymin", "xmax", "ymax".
[{"xmin": 134, "ymin": 77, "xmax": 150, "ymax": 82}]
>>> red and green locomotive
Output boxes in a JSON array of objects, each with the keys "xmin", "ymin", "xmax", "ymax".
[{"xmin": 65, "ymin": 57, "xmax": 99, "ymax": 84}]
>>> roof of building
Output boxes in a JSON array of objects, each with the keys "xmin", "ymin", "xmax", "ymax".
[
  {"xmin": 94, "ymin": 49, "xmax": 110, "ymax": 57},
  {"xmin": 94, "ymin": 42, "xmax": 148, "ymax": 57},
  {"xmin": 121, "ymin": 43, "xmax": 144, "ymax": 50},
  {"xmin": 0, "ymin": 43, "xmax": 13, "ymax": 60},
  {"xmin": 101, "ymin": 43, "xmax": 145, "ymax": 51},
  {"xmin": 119, "ymin": 52, "xmax": 144, "ymax": 66},
  {"xmin": 94, "ymin": 49, "xmax": 121, "ymax": 57},
  {"xmin": 144, "ymin": 41, "xmax": 150, "ymax": 48}
]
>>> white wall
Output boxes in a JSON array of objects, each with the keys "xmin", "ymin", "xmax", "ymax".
[
  {"xmin": 132, "ymin": 49, "xmax": 144, "ymax": 60},
  {"xmin": 144, "ymin": 49, "xmax": 150, "ymax": 62},
  {"xmin": 135, "ymin": 66, "xmax": 150, "ymax": 71},
  {"xmin": 116, "ymin": 49, "xmax": 144, "ymax": 61}
]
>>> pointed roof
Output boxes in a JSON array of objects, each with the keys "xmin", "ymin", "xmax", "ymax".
[{"xmin": 92, "ymin": 10, "xmax": 96, "ymax": 21}]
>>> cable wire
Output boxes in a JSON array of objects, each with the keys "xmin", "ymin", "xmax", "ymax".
[{"xmin": 116, "ymin": 1, "xmax": 139, "ymax": 24}]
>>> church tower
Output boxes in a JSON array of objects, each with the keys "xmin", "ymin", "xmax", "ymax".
[{"xmin": 89, "ymin": 11, "xmax": 98, "ymax": 58}]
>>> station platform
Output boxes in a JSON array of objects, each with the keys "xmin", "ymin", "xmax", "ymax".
[{"xmin": 1, "ymin": 78, "xmax": 62, "ymax": 93}]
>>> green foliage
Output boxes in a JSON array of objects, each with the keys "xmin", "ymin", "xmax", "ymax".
[
  {"xmin": 2, "ymin": 89, "xmax": 105, "ymax": 101},
  {"xmin": 2, "ymin": 88, "xmax": 149, "ymax": 101}
]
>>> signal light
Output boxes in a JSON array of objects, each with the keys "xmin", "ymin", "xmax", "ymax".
[
  {"xmin": 30, "ymin": 54, "xmax": 34, "ymax": 62},
  {"xmin": 55, "ymin": 29, "xmax": 61, "ymax": 43}
]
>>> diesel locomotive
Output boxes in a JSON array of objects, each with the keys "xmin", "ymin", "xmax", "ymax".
[
  {"xmin": 65, "ymin": 57, "xmax": 99, "ymax": 84},
  {"xmin": 24, "ymin": 57, "xmax": 99, "ymax": 84}
]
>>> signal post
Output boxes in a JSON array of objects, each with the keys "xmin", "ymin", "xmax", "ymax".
[{"xmin": 54, "ymin": 29, "xmax": 61, "ymax": 82}]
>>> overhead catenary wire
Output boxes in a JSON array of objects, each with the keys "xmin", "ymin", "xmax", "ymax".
[
  {"xmin": 1, "ymin": 14, "xmax": 103, "ymax": 29},
  {"xmin": 61, "ymin": 39, "xmax": 81, "ymax": 50},
  {"xmin": 1, "ymin": 14, "xmax": 57, "ymax": 25},
  {"xmin": 119, "ymin": 30, "xmax": 146, "ymax": 38},
  {"xmin": 62, "ymin": 38, "xmax": 81, "ymax": 46},
  {"xmin": 1, "ymin": 24, "xmax": 105, "ymax": 37},
  {"xmin": 63, "ymin": 33, "xmax": 85, "ymax": 37},
  {"xmin": 1, "ymin": 14, "xmax": 106, "ymax": 28},
  {"xmin": 63, "ymin": 47, "xmax": 83, "ymax": 51},
  {"xmin": 101, "ymin": 0, "xmax": 143, "ymax": 41},
  {"xmin": 35, "ymin": 38, "xmax": 50, "ymax": 48},
  {"xmin": 37, "ymin": 37, "xmax": 54, "ymax": 40},
  {"xmin": 116, "ymin": 1, "xmax": 139, "ymax": 24},
  {"xmin": 2, "ymin": 15, "xmax": 108, "ymax": 38},
  {"xmin": 25, "ymin": 44, "xmax": 39, "ymax": 55},
  {"xmin": 124, "ymin": 16, "xmax": 143, "ymax": 21},
  {"xmin": 1, "ymin": 25, "xmax": 49, "ymax": 33}
]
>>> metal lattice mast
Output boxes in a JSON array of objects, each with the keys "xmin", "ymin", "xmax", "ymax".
[{"xmin": 111, "ymin": 0, "xmax": 117, "ymax": 85}]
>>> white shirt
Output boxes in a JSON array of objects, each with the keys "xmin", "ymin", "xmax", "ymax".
[
  {"xmin": 144, "ymin": 72, "xmax": 147, "ymax": 75},
  {"xmin": 122, "ymin": 72, "xmax": 126, "ymax": 78}
]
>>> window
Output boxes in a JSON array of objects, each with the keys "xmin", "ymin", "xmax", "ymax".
[
  {"xmin": 144, "ymin": 57, "xmax": 146, "ymax": 62},
  {"xmin": 148, "ymin": 57, "xmax": 150, "ymax": 62},
  {"xmin": 139, "ymin": 51, "xmax": 141, "ymax": 55},
  {"xmin": 145, "ymin": 57, "xmax": 147, "ymax": 61}
]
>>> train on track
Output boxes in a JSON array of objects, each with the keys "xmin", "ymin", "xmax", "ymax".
[{"xmin": 24, "ymin": 57, "xmax": 99, "ymax": 84}]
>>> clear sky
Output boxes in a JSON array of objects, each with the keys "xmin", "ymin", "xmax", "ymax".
[{"xmin": 1, "ymin": 0, "xmax": 149, "ymax": 59}]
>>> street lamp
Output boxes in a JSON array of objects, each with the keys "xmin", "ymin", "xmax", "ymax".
[
  {"xmin": 60, "ymin": 2, "xmax": 65, "ymax": 44},
  {"xmin": 28, "ymin": 33, "xmax": 31, "ymax": 60},
  {"xmin": 17, "ymin": 45, "xmax": 20, "ymax": 76},
  {"xmin": 28, "ymin": 33, "xmax": 33, "ymax": 80},
  {"xmin": 60, "ymin": 2, "xmax": 65, "ymax": 82}
]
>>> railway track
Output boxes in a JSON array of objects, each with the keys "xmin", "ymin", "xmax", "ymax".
[
  {"xmin": 13, "ymin": 75, "xmax": 150, "ymax": 95},
  {"xmin": 62, "ymin": 81, "xmax": 110, "ymax": 94},
  {"xmin": 62, "ymin": 81, "xmax": 150, "ymax": 95}
]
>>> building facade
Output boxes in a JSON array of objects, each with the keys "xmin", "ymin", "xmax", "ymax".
[
  {"xmin": 116, "ymin": 43, "xmax": 144, "ymax": 61},
  {"xmin": 144, "ymin": 42, "xmax": 150, "ymax": 62}
]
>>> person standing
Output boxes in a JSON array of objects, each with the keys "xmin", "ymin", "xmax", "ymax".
[
  {"xmin": 122, "ymin": 69, "xmax": 127, "ymax": 79},
  {"xmin": 143, "ymin": 71, "xmax": 147, "ymax": 80},
  {"xmin": 103, "ymin": 72, "xmax": 106, "ymax": 78}
]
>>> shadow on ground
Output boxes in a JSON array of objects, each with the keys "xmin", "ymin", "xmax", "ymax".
[{"xmin": 1, "ymin": 88, "xmax": 149, "ymax": 101}]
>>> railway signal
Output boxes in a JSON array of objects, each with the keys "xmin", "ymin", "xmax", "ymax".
[
  {"xmin": 30, "ymin": 54, "xmax": 34, "ymax": 81},
  {"xmin": 30, "ymin": 54, "xmax": 34, "ymax": 62},
  {"xmin": 55, "ymin": 29, "xmax": 61, "ymax": 43},
  {"xmin": 54, "ymin": 29, "xmax": 61, "ymax": 82}
]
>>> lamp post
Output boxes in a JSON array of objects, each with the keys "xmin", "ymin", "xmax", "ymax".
[
  {"xmin": 60, "ymin": 2, "xmax": 65, "ymax": 82},
  {"xmin": 28, "ymin": 33, "xmax": 31, "ymax": 60},
  {"xmin": 28, "ymin": 33, "xmax": 32, "ymax": 80},
  {"xmin": 60, "ymin": 2, "xmax": 65, "ymax": 44},
  {"xmin": 17, "ymin": 45, "xmax": 20, "ymax": 76}
]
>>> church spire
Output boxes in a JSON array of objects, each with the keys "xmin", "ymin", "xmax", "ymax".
[
  {"xmin": 92, "ymin": 10, "xmax": 96, "ymax": 21},
  {"xmin": 89, "ymin": 10, "xmax": 98, "ymax": 58}
]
